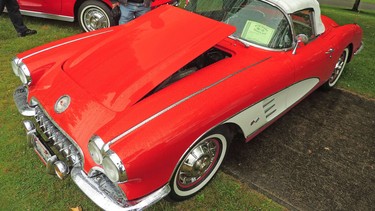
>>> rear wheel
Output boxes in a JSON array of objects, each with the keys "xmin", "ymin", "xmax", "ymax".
[
  {"xmin": 322, "ymin": 47, "xmax": 349, "ymax": 90},
  {"xmin": 78, "ymin": 0, "xmax": 116, "ymax": 32},
  {"xmin": 168, "ymin": 128, "xmax": 231, "ymax": 201}
]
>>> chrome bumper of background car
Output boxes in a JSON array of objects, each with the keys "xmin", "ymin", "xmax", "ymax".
[
  {"xmin": 14, "ymin": 85, "xmax": 171, "ymax": 210},
  {"xmin": 72, "ymin": 167, "xmax": 171, "ymax": 210},
  {"xmin": 354, "ymin": 41, "xmax": 364, "ymax": 56}
]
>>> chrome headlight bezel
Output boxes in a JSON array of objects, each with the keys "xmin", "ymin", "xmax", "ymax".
[
  {"xmin": 11, "ymin": 57, "xmax": 31, "ymax": 85},
  {"xmin": 102, "ymin": 150, "xmax": 128, "ymax": 183},
  {"xmin": 88, "ymin": 135, "xmax": 105, "ymax": 165},
  {"xmin": 11, "ymin": 58, "xmax": 20, "ymax": 76}
]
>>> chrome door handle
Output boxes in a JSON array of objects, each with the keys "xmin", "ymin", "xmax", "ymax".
[
  {"xmin": 325, "ymin": 48, "xmax": 335, "ymax": 54},
  {"xmin": 326, "ymin": 48, "xmax": 335, "ymax": 58}
]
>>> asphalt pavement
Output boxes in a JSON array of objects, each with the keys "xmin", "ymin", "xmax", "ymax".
[{"xmin": 222, "ymin": 88, "xmax": 375, "ymax": 210}]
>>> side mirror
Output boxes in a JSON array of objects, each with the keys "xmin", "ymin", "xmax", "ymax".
[{"xmin": 292, "ymin": 34, "xmax": 309, "ymax": 55}]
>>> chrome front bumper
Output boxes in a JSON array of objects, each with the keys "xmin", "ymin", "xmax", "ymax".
[
  {"xmin": 72, "ymin": 167, "xmax": 171, "ymax": 211},
  {"xmin": 13, "ymin": 85, "xmax": 35, "ymax": 116},
  {"xmin": 14, "ymin": 85, "xmax": 171, "ymax": 210}
]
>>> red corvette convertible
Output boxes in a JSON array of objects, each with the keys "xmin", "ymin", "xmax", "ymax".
[
  {"xmin": 15, "ymin": 0, "xmax": 180, "ymax": 31},
  {"xmin": 12, "ymin": 0, "xmax": 363, "ymax": 209}
]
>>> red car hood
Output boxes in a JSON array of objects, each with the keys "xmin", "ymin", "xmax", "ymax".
[{"xmin": 62, "ymin": 5, "xmax": 235, "ymax": 112}]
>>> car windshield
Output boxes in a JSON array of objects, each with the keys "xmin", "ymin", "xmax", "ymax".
[{"xmin": 185, "ymin": 0, "xmax": 292, "ymax": 49}]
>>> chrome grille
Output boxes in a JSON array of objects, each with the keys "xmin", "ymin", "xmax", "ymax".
[{"xmin": 34, "ymin": 106, "xmax": 81, "ymax": 166}]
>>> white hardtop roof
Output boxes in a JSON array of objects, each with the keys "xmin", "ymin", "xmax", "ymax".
[{"xmin": 265, "ymin": 0, "xmax": 325, "ymax": 35}]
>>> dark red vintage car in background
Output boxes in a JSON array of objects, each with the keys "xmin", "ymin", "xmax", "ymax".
[{"xmin": 15, "ymin": 0, "xmax": 182, "ymax": 31}]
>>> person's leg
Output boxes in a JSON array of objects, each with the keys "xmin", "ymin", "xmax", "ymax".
[
  {"xmin": 134, "ymin": 5, "xmax": 150, "ymax": 18},
  {"xmin": 0, "ymin": 0, "xmax": 5, "ymax": 15},
  {"xmin": 5, "ymin": 0, "xmax": 28, "ymax": 33},
  {"xmin": 119, "ymin": 4, "xmax": 135, "ymax": 24}
]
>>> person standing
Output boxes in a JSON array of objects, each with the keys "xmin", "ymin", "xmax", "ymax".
[
  {"xmin": 111, "ymin": 0, "xmax": 152, "ymax": 25},
  {"xmin": 0, "ymin": 0, "xmax": 37, "ymax": 37}
]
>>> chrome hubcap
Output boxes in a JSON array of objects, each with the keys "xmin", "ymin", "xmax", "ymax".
[
  {"xmin": 84, "ymin": 8, "xmax": 109, "ymax": 31},
  {"xmin": 177, "ymin": 138, "xmax": 220, "ymax": 188},
  {"xmin": 329, "ymin": 51, "xmax": 347, "ymax": 85}
]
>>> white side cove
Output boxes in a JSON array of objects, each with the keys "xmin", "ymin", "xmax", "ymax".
[{"xmin": 225, "ymin": 78, "xmax": 319, "ymax": 138}]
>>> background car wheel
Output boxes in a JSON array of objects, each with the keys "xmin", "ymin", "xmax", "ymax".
[
  {"xmin": 322, "ymin": 47, "xmax": 350, "ymax": 90},
  {"xmin": 78, "ymin": 0, "xmax": 116, "ymax": 32},
  {"xmin": 168, "ymin": 128, "xmax": 231, "ymax": 201}
]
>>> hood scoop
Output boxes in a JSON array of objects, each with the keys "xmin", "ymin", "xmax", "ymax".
[{"xmin": 63, "ymin": 5, "xmax": 235, "ymax": 112}]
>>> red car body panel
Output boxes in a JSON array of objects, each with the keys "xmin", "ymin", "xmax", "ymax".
[{"xmin": 12, "ymin": 1, "xmax": 363, "ymax": 209}]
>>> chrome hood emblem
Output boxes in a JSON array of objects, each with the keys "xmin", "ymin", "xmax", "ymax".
[{"xmin": 55, "ymin": 95, "xmax": 71, "ymax": 113}]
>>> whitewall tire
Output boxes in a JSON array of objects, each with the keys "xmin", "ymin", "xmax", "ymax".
[{"xmin": 168, "ymin": 129, "xmax": 230, "ymax": 201}]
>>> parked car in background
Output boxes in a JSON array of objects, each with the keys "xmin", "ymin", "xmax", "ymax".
[
  {"xmin": 14, "ymin": 0, "xmax": 182, "ymax": 31},
  {"xmin": 11, "ymin": 0, "xmax": 362, "ymax": 210}
]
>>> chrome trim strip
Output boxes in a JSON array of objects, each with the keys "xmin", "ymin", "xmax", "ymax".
[
  {"xmin": 105, "ymin": 57, "xmax": 271, "ymax": 149},
  {"xmin": 354, "ymin": 41, "xmax": 364, "ymax": 56},
  {"xmin": 228, "ymin": 35, "xmax": 293, "ymax": 52},
  {"xmin": 19, "ymin": 30, "xmax": 114, "ymax": 61},
  {"xmin": 71, "ymin": 166, "xmax": 171, "ymax": 211},
  {"xmin": 20, "ymin": 10, "xmax": 74, "ymax": 22}
]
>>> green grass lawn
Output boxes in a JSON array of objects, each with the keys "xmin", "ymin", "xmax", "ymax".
[
  {"xmin": 1, "ymin": 5, "xmax": 374, "ymax": 210},
  {"xmin": 361, "ymin": 0, "xmax": 375, "ymax": 4}
]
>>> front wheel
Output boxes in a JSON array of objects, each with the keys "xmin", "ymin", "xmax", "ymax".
[
  {"xmin": 322, "ymin": 47, "xmax": 350, "ymax": 90},
  {"xmin": 168, "ymin": 129, "xmax": 231, "ymax": 201},
  {"xmin": 78, "ymin": 0, "xmax": 116, "ymax": 32}
]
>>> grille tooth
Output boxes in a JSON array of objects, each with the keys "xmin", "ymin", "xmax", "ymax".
[
  {"xmin": 53, "ymin": 139, "xmax": 64, "ymax": 147},
  {"xmin": 39, "ymin": 122, "xmax": 46, "ymax": 130},
  {"xmin": 49, "ymin": 131, "xmax": 59, "ymax": 142}
]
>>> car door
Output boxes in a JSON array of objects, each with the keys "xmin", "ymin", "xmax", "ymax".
[
  {"xmin": 18, "ymin": 0, "xmax": 61, "ymax": 14},
  {"xmin": 224, "ymin": 51, "xmax": 295, "ymax": 140},
  {"xmin": 287, "ymin": 9, "xmax": 336, "ymax": 96}
]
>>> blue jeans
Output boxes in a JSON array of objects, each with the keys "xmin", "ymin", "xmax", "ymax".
[{"xmin": 119, "ymin": 3, "xmax": 151, "ymax": 24}]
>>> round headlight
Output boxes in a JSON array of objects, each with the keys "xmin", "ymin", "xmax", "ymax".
[
  {"xmin": 88, "ymin": 135, "xmax": 105, "ymax": 164},
  {"xmin": 102, "ymin": 151, "xmax": 127, "ymax": 183},
  {"xmin": 19, "ymin": 70, "xmax": 28, "ymax": 85},
  {"xmin": 19, "ymin": 62, "xmax": 31, "ymax": 85},
  {"xmin": 102, "ymin": 156, "xmax": 120, "ymax": 182},
  {"xmin": 88, "ymin": 142, "xmax": 103, "ymax": 164}
]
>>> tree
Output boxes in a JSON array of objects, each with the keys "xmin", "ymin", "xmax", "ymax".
[{"xmin": 352, "ymin": 0, "xmax": 361, "ymax": 11}]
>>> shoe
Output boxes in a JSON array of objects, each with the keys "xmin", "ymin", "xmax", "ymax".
[{"xmin": 18, "ymin": 29, "xmax": 37, "ymax": 37}]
